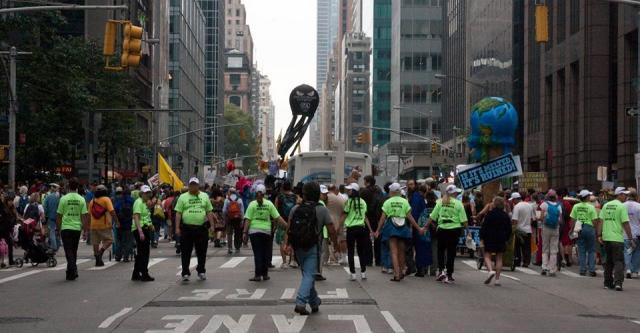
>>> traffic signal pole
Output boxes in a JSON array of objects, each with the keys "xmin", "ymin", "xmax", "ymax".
[{"xmin": 8, "ymin": 47, "xmax": 16, "ymax": 190}]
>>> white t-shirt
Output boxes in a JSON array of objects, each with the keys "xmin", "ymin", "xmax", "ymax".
[
  {"xmin": 623, "ymin": 201, "xmax": 640, "ymax": 239},
  {"xmin": 512, "ymin": 201, "xmax": 535, "ymax": 233},
  {"xmin": 540, "ymin": 201, "xmax": 562, "ymax": 227}
]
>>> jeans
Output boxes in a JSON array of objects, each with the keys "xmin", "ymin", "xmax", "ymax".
[
  {"xmin": 61, "ymin": 230, "xmax": 81, "ymax": 275},
  {"xmin": 115, "ymin": 228, "xmax": 133, "ymax": 260},
  {"xmin": 437, "ymin": 227, "xmax": 461, "ymax": 276},
  {"xmin": 603, "ymin": 241, "xmax": 625, "ymax": 287},
  {"xmin": 249, "ymin": 232, "xmax": 272, "ymax": 278},
  {"xmin": 624, "ymin": 237, "xmax": 640, "ymax": 273},
  {"xmin": 319, "ymin": 238, "xmax": 329, "ymax": 275},
  {"xmin": 577, "ymin": 224, "xmax": 596, "ymax": 273},
  {"xmin": 294, "ymin": 245, "xmax": 321, "ymax": 307},
  {"xmin": 381, "ymin": 239, "xmax": 392, "ymax": 269},
  {"xmin": 541, "ymin": 226, "xmax": 559, "ymax": 273},
  {"xmin": 226, "ymin": 218, "xmax": 243, "ymax": 250},
  {"xmin": 346, "ymin": 226, "xmax": 369, "ymax": 274},
  {"xmin": 180, "ymin": 224, "xmax": 209, "ymax": 276},
  {"xmin": 514, "ymin": 231, "xmax": 531, "ymax": 267},
  {"xmin": 47, "ymin": 219, "xmax": 59, "ymax": 251},
  {"xmin": 414, "ymin": 233, "xmax": 432, "ymax": 269},
  {"xmin": 133, "ymin": 228, "xmax": 151, "ymax": 277}
]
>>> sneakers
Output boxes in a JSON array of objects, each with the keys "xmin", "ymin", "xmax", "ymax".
[
  {"xmin": 633, "ymin": 272, "xmax": 639, "ymax": 279},
  {"xmin": 589, "ymin": 271, "xmax": 597, "ymax": 277},
  {"xmin": 494, "ymin": 279, "xmax": 501, "ymax": 286},
  {"xmin": 140, "ymin": 275, "xmax": 155, "ymax": 282},
  {"xmin": 485, "ymin": 271, "xmax": 496, "ymax": 285},
  {"xmin": 541, "ymin": 269, "xmax": 548, "ymax": 276},
  {"xmin": 350, "ymin": 273, "xmax": 357, "ymax": 281},
  {"xmin": 182, "ymin": 274, "xmax": 190, "ymax": 282},
  {"xmin": 579, "ymin": 271, "xmax": 586, "ymax": 276},
  {"xmin": 289, "ymin": 262, "xmax": 298, "ymax": 269},
  {"xmin": 294, "ymin": 305, "xmax": 310, "ymax": 316},
  {"xmin": 615, "ymin": 284, "xmax": 623, "ymax": 291},
  {"xmin": 198, "ymin": 273, "xmax": 206, "ymax": 281},
  {"xmin": 311, "ymin": 299, "xmax": 321, "ymax": 313},
  {"xmin": 447, "ymin": 275, "xmax": 455, "ymax": 283},
  {"xmin": 442, "ymin": 275, "xmax": 451, "ymax": 284},
  {"xmin": 436, "ymin": 272, "xmax": 447, "ymax": 282},
  {"xmin": 361, "ymin": 272, "xmax": 367, "ymax": 280},
  {"xmin": 314, "ymin": 274, "xmax": 327, "ymax": 281},
  {"xmin": 280, "ymin": 263, "xmax": 288, "ymax": 269},
  {"xmin": 626, "ymin": 270, "xmax": 632, "ymax": 279}
]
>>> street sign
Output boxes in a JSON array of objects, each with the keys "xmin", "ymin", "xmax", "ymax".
[
  {"xmin": 457, "ymin": 153, "xmax": 523, "ymax": 190},
  {"xmin": 626, "ymin": 107, "xmax": 638, "ymax": 117},
  {"xmin": 147, "ymin": 173, "xmax": 160, "ymax": 188}
]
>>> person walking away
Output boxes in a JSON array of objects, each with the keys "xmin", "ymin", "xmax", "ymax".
[
  {"xmin": 175, "ymin": 178, "xmax": 216, "ymax": 281},
  {"xmin": 210, "ymin": 188, "xmax": 226, "ymax": 248},
  {"xmin": 428, "ymin": 185, "xmax": 467, "ymax": 283},
  {"xmin": 275, "ymin": 180, "xmax": 298, "ymax": 268},
  {"xmin": 360, "ymin": 176, "xmax": 383, "ymax": 267},
  {"xmin": 326, "ymin": 184, "xmax": 347, "ymax": 265},
  {"xmin": 23, "ymin": 192, "xmax": 45, "ymax": 242},
  {"xmin": 339, "ymin": 183, "xmax": 374, "ymax": 281},
  {"xmin": 415, "ymin": 190, "xmax": 436, "ymax": 277},
  {"xmin": 316, "ymin": 185, "xmax": 333, "ymax": 280},
  {"xmin": 150, "ymin": 193, "xmax": 165, "ymax": 248},
  {"xmin": 1, "ymin": 194, "xmax": 17, "ymax": 265},
  {"xmin": 131, "ymin": 185, "xmax": 155, "ymax": 282},
  {"xmin": 570, "ymin": 189, "xmax": 599, "ymax": 276},
  {"xmin": 623, "ymin": 191, "xmax": 640, "ymax": 279},
  {"xmin": 286, "ymin": 182, "xmax": 339, "ymax": 315},
  {"xmin": 511, "ymin": 192, "xmax": 534, "ymax": 267},
  {"xmin": 56, "ymin": 178, "xmax": 89, "ymax": 281},
  {"xmin": 375, "ymin": 183, "xmax": 424, "ymax": 281},
  {"xmin": 480, "ymin": 197, "xmax": 512, "ymax": 286},
  {"xmin": 88, "ymin": 185, "xmax": 118, "ymax": 266},
  {"xmin": 243, "ymin": 184, "xmax": 287, "ymax": 281},
  {"xmin": 162, "ymin": 190, "xmax": 177, "ymax": 242},
  {"xmin": 598, "ymin": 187, "xmax": 635, "ymax": 291},
  {"xmin": 539, "ymin": 190, "xmax": 562, "ymax": 276},
  {"xmin": 114, "ymin": 189, "xmax": 134, "ymax": 262},
  {"xmin": 223, "ymin": 188, "xmax": 245, "ymax": 255},
  {"xmin": 43, "ymin": 184, "xmax": 60, "ymax": 251}
]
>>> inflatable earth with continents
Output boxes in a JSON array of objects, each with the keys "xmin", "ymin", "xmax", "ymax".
[{"xmin": 467, "ymin": 96, "xmax": 518, "ymax": 163}]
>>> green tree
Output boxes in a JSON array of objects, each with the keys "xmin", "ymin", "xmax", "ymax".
[{"xmin": 224, "ymin": 104, "xmax": 257, "ymax": 174}]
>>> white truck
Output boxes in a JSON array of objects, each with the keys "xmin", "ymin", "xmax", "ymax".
[{"xmin": 286, "ymin": 150, "xmax": 371, "ymax": 185}]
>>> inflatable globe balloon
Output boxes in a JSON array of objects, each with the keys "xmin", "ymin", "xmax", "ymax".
[{"xmin": 468, "ymin": 97, "xmax": 518, "ymax": 163}]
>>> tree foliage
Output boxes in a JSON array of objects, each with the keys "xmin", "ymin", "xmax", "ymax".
[{"xmin": 224, "ymin": 104, "xmax": 257, "ymax": 174}]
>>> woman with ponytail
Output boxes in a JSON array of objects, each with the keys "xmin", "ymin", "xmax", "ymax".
[{"xmin": 339, "ymin": 183, "xmax": 374, "ymax": 281}]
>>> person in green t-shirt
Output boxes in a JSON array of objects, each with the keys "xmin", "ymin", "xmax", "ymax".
[
  {"xmin": 428, "ymin": 184, "xmax": 468, "ymax": 283},
  {"xmin": 570, "ymin": 190, "xmax": 599, "ymax": 276},
  {"xmin": 339, "ymin": 183, "xmax": 374, "ymax": 281},
  {"xmin": 175, "ymin": 177, "xmax": 216, "ymax": 281},
  {"xmin": 597, "ymin": 187, "xmax": 635, "ymax": 290},
  {"xmin": 374, "ymin": 183, "xmax": 423, "ymax": 282},
  {"xmin": 243, "ymin": 184, "xmax": 287, "ymax": 281},
  {"xmin": 131, "ymin": 185, "xmax": 155, "ymax": 282},
  {"xmin": 55, "ymin": 178, "xmax": 89, "ymax": 281}
]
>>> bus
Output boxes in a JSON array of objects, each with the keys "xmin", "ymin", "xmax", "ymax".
[{"xmin": 287, "ymin": 151, "xmax": 371, "ymax": 185}]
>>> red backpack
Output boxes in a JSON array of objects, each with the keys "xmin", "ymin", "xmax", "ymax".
[
  {"xmin": 227, "ymin": 200, "xmax": 242, "ymax": 220},
  {"xmin": 90, "ymin": 200, "xmax": 108, "ymax": 219}
]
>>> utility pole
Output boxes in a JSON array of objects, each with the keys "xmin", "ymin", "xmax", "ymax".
[{"xmin": 8, "ymin": 47, "xmax": 16, "ymax": 190}]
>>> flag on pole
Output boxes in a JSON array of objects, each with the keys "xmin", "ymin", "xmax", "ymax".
[{"xmin": 158, "ymin": 153, "xmax": 184, "ymax": 190}]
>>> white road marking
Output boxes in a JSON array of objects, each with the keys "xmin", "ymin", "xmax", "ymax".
[
  {"xmin": 0, "ymin": 269, "xmax": 43, "ymax": 284},
  {"xmin": 630, "ymin": 320, "xmax": 640, "ymax": 325},
  {"xmin": 148, "ymin": 258, "xmax": 167, "ymax": 268},
  {"xmin": 381, "ymin": 311, "xmax": 405, "ymax": 333},
  {"xmin": 271, "ymin": 315, "xmax": 307, "ymax": 333},
  {"xmin": 516, "ymin": 267, "xmax": 539, "ymax": 275},
  {"xmin": 560, "ymin": 270, "xmax": 583, "ymax": 278},
  {"xmin": 500, "ymin": 274, "xmax": 520, "ymax": 281},
  {"xmin": 226, "ymin": 288, "xmax": 266, "ymax": 300},
  {"xmin": 201, "ymin": 314, "xmax": 254, "ymax": 333},
  {"xmin": 51, "ymin": 259, "xmax": 90, "ymax": 271},
  {"xmin": 87, "ymin": 261, "xmax": 117, "ymax": 271},
  {"xmin": 176, "ymin": 258, "xmax": 198, "ymax": 276},
  {"xmin": 319, "ymin": 288, "xmax": 349, "ymax": 299},
  {"xmin": 220, "ymin": 256, "xmax": 247, "ymax": 268},
  {"xmin": 280, "ymin": 288, "xmax": 296, "ymax": 299},
  {"xmin": 272, "ymin": 257, "xmax": 283, "ymax": 267},
  {"xmin": 328, "ymin": 315, "xmax": 372, "ymax": 333},
  {"xmin": 179, "ymin": 289, "xmax": 223, "ymax": 301},
  {"xmin": 145, "ymin": 315, "xmax": 201, "ymax": 333},
  {"xmin": 462, "ymin": 260, "xmax": 520, "ymax": 281},
  {"xmin": 98, "ymin": 307, "xmax": 132, "ymax": 328}
]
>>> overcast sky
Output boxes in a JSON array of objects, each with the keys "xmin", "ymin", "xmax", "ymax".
[{"xmin": 242, "ymin": 0, "xmax": 373, "ymax": 152}]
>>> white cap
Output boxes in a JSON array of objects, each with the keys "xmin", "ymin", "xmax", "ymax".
[
  {"xmin": 255, "ymin": 184, "xmax": 266, "ymax": 194},
  {"xmin": 49, "ymin": 183, "xmax": 59, "ymax": 188},
  {"xmin": 345, "ymin": 183, "xmax": 360, "ymax": 192},
  {"xmin": 417, "ymin": 179, "xmax": 426, "ymax": 185},
  {"xmin": 446, "ymin": 184, "xmax": 461, "ymax": 194},
  {"xmin": 140, "ymin": 185, "xmax": 152, "ymax": 193},
  {"xmin": 509, "ymin": 192, "xmax": 522, "ymax": 201},
  {"xmin": 320, "ymin": 185, "xmax": 329, "ymax": 194},
  {"xmin": 389, "ymin": 182, "xmax": 402, "ymax": 193},
  {"xmin": 96, "ymin": 184, "xmax": 108, "ymax": 191},
  {"xmin": 614, "ymin": 187, "xmax": 630, "ymax": 195},
  {"xmin": 578, "ymin": 189, "xmax": 593, "ymax": 198},
  {"xmin": 115, "ymin": 186, "xmax": 124, "ymax": 193},
  {"xmin": 189, "ymin": 177, "xmax": 200, "ymax": 185}
]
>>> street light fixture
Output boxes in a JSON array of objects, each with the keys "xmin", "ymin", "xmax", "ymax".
[
  {"xmin": 392, "ymin": 105, "xmax": 434, "ymax": 138},
  {"xmin": 435, "ymin": 73, "xmax": 489, "ymax": 93}
]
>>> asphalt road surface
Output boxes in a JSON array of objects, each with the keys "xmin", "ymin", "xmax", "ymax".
[{"xmin": 1, "ymin": 240, "xmax": 639, "ymax": 333}]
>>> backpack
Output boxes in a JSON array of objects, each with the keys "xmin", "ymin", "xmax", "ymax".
[
  {"xmin": 17, "ymin": 196, "xmax": 29, "ymax": 217},
  {"xmin": 227, "ymin": 200, "xmax": 242, "ymax": 220},
  {"xmin": 288, "ymin": 202, "xmax": 320, "ymax": 251},
  {"xmin": 117, "ymin": 199, "xmax": 133, "ymax": 228},
  {"xmin": 544, "ymin": 201, "xmax": 561, "ymax": 228},
  {"xmin": 279, "ymin": 193, "xmax": 297, "ymax": 220},
  {"xmin": 24, "ymin": 203, "xmax": 40, "ymax": 221},
  {"xmin": 90, "ymin": 200, "xmax": 108, "ymax": 219}
]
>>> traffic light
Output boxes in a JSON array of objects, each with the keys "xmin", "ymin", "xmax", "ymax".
[
  {"xmin": 535, "ymin": 4, "xmax": 549, "ymax": 43},
  {"xmin": 122, "ymin": 22, "xmax": 143, "ymax": 68},
  {"xmin": 355, "ymin": 132, "xmax": 370, "ymax": 145},
  {"xmin": 103, "ymin": 21, "xmax": 117, "ymax": 56},
  {"xmin": 431, "ymin": 142, "xmax": 438, "ymax": 153},
  {"xmin": 0, "ymin": 145, "xmax": 8, "ymax": 162}
]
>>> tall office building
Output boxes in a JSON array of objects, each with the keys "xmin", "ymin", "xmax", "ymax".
[
  {"xmin": 200, "ymin": 0, "xmax": 226, "ymax": 166},
  {"xmin": 372, "ymin": 0, "xmax": 392, "ymax": 146},
  {"xmin": 168, "ymin": 0, "xmax": 207, "ymax": 179},
  {"xmin": 441, "ymin": 0, "xmax": 466, "ymax": 144},
  {"xmin": 224, "ymin": 0, "xmax": 253, "ymax": 64},
  {"xmin": 258, "ymin": 75, "xmax": 276, "ymax": 160}
]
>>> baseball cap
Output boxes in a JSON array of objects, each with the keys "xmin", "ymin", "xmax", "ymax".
[
  {"xmin": 115, "ymin": 186, "xmax": 123, "ymax": 193},
  {"xmin": 547, "ymin": 189, "xmax": 557, "ymax": 197},
  {"xmin": 389, "ymin": 182, "xmax": 402, "ymax": 193},
  {"xmin": 49, "ymin": 183, "xmax": 59, "ymax": 188},
  {"xmin": 320, "ymin": 185, "xmax": 329, "ymax": 194},
  {"xmin": 189, "ymin": 177, "xmax": 200, "ymax": 185},
  {"xmin": 614, "ymin": 187, "xmax": 630, "ymax": 195},
  {"xmin": 96, "ymin": 184, "xmax": 108, "ymax": 191},
  {"xmin": 255, "ymin": 184, "xmax": 266, "ymax": 194},
  {"xmin": 345, "ymin": 183, "xmax": 360, "ymax": 192},
  {"xmin": 446, "ymin": 184, "xmax": 461, "ymax": 194},
  {"xmin": 140, "ymin": 185, "xmax": 152, "ymax": 193},
  {"xmin": 509, "ymin": 192, "xmax": 521, "ymax": 201},
  {"xmin": 578, "ymin": 189, "xmax": 593, "ymax": 198}
]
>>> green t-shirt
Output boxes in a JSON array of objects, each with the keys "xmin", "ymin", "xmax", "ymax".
[
  {"xmin": 344, "ymin": 198, "xmax": 367, "ymax": 228},
  {"xmin": 245, "ymin": 199, "xmax": 280, "ymax": 233},
  {"xmin": 132, "ymin": 197, "xmax": 153, "ymax": 231},
  {"xmin": 382, "ymin": 196, "xmax": 411, "ymax": 218},
  {"xmin": 599, "ymin": 199, "xmax": 629, "ymax": 243},
  {"xmin": 175, "ymin": 192, "xmax": 213, "ymax": 226},
  {"xmin": 429, "ymin": 198, "xmax": 467, "ymax": 230},
  {"xmin": 57, "ymin": 192, "xmax": 88, "ymax": 231},
  {"xmin": 319, "ymin": 200, "xmax": 328, "ymax": 239},
  {"xmin": 570, "ymin": 202, "xmax": 598, "ymax": 226}
]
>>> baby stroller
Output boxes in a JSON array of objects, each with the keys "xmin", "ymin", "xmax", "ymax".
[{"xmin": 15, "ymin": 219, "xmax": 57, "ymax": 268}]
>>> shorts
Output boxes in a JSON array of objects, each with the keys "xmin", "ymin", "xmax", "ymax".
[{"xmin": 90, "ymin": 229, "xmax": 113, "ymax": 243}]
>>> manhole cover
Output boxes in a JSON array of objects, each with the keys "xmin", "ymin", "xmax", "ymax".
[{"xmin": 0, "ymin": 317, "xmax": 44, "ymax": 324}]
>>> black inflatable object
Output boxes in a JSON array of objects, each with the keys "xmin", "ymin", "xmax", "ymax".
[{"xmin": 277, "ymin": 84, "xmax": 319, "ymax": 159}]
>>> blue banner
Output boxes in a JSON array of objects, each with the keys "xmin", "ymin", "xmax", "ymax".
[{"xmin": 457, "ymin": 153, "xmax": 522, "ymax": 190}]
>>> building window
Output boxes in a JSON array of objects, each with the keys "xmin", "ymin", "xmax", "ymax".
[
  {"xmin": 570, "ymin": 0, "xmax": 579, "ymax": 34},
  {"xmin": 229, "ymin": 96, "xmax": 241, "ymax": 107},
  {"xmin": 230, "ymin": 74, "xmax": 241, "ymax": 84},
  {"xmin": 236, "ymin": 9, "xmax": 240, "ymax": 16}
]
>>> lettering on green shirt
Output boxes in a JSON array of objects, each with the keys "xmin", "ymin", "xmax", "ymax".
[
  {"xmin": 599, "ymin": 200, "xmax": 629, "ymax": 243},
  {"xmin": 245, "ymin": 199, "xmax": 280, "ymax": 233},
  {"xmin": 429, "ymin": 198, "xmax": 467, "ymax": 229},
  {"xmin": 175, "ymin": 192, "xmax": 213, "ymax": 226},
  {"xmin": 344, "ymin": 198, "xmax": 367, "ymax": 228},
  {"xmin": 57, "ymin": 192, "xmax": 88, "ymax": 231},
  {"xmin": 382, "ymin": 196, "xmax": 411, "ymax": 218},
  {"xmin": 570, "ymin": 202, "xmax": 598, "ymax": 226},
  {"xmin": 132, "ymin": 197, "xmax": 153, "ymax": 231}
]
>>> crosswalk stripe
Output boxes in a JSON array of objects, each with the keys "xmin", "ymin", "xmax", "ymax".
[
  {"xmin": 87, "ymin": 261, "xmax": 117, "ymax": 271},
  {"xmin": 98, "ymin": 307, "xmax": 132, "ymax": 329},
  {"xmin": 148, "ymin": 258, "xmax": 167, "ymax": 268},
  {"xmin": 516, "ymin": 267, "xmax": 539, "ymax": 275},
  {"xmin": 52, "ymin": 259, "xmax": 90, "ymax": 271},
  {"xmin": 560, "ymin": 270, "xmax": 583, "ymax": 278},
  {"xmin": 0, "ymin": 269, "xmax": 43, "ymax": 284},
  {"xmin": 381, "ymin": 311, "xmax": 406, "ymax": 333},
  {"xmin": 220, "ymin": 256, "xmax": 247, "ymax": 268}
]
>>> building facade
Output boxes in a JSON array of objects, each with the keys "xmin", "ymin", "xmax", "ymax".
[
  {"xmin": 224, "ymin": 0, "xmax": 253, "ymax": 64},
  {"xmin": 224, "ymin": 49, "xmax": 252, "ymax": 113},
  {"xmin": 441, "ymin": 0, "xmax": 466, "ymax": 144},
  {"xmin": 372, "ymin": 0, "xmax": 392, "ymax": 146},
  {"xmin": 258, "ymin": 75, "xmax": 276, "ymax": 160}
]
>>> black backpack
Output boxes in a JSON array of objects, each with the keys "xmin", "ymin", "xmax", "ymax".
[
  {"xmin": 117, "ymin": 199, "xmax": 133, "ymax": 229},
  {"xmin": 288, "ymin": 202, "xmax": 320, "ymax": 251}
]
